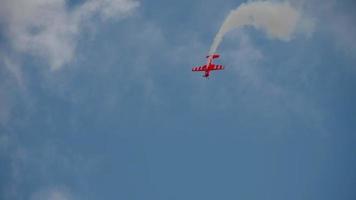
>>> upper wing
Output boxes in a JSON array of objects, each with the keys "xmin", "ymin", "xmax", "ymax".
[
  {"xmin": 192, "ymin": 65, "xmax": 206, "ymax": 71},
  {"xmin": 210, "ymin": 64, "xmax": 224, "ymax": 70}
]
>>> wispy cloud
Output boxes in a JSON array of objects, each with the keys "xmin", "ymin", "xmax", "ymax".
[
  {"xmin": 0, "ymin": 1, "xmax": 142, "ymax": 161},
  {"xmin": 0, "ymin": 0, "xmax": 140, "ymax": 70},
  {"xmin": 0, "ymin": 0, "xmax": 140, "ymax": 127}
]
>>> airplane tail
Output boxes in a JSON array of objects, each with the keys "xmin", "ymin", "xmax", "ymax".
[{"xmin": 206, "ymin": 54, "xmax": 220, "ymax": 59}]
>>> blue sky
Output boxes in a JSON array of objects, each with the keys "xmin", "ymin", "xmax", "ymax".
[{"xmin": 1, "ymin": 0, "xmax": 355, "ymax": 199}]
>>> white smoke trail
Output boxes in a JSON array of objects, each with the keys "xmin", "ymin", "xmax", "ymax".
[{"xmin": 209, "ymin": 1, "xmax": 311, "ymax": 54}]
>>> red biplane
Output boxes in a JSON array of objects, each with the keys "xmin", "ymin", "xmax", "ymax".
[{"xmin": 192, "ymin": 54, "xmax": 224, "ymax": 78}]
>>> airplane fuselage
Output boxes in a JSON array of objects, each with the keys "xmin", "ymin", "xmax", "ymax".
[{"xmin": 192, "ymin": 54, "xmax": 224, "ymax": 78}]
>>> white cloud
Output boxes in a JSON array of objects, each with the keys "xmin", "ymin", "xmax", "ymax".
[{"xmin": 0, "ymin": 0, "xmax": 140, "ymax": 70}]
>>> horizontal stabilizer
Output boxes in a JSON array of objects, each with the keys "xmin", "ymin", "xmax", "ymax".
[{"xmin": 206, "ymin": 54, "xmax": 220, "ymax": 59}]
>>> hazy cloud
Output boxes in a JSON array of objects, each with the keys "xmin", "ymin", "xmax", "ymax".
[
  {"xmin": 30, "ymin": 186, "xmax": 75, "ymax": 200},
  {"xmin": 291, "ymin": 0, "xmax": 356, "ymax": 57}
]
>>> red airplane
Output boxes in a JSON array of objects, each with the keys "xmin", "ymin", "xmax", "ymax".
[{"xmin": 192, "ymin": 54, "xmax": 224, "ymax": 78}]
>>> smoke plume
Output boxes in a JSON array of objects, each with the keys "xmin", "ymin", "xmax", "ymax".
[{"xmin": 209, "ymin": 1, "xmax": 312, "ymax": 54}]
